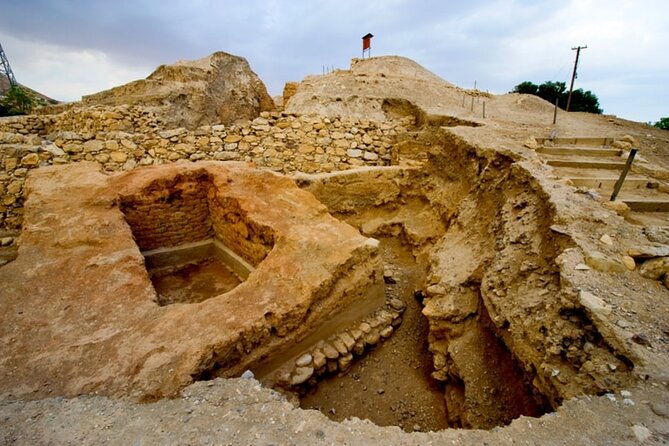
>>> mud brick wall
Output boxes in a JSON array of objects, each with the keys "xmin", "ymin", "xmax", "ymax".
[
  {"xmin": 208, "ymin": 195, "xmax": 275, "ymax": 266},
  {"xmin": 121, "ymin": 180, "xmax": 213, "ymax": 251}
]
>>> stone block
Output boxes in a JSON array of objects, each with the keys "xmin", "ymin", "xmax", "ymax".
[
  {"xmin": 83, "ymin": 140, "xmax": 105, "ymax": 153},
  {"xmin": 20, "ymin": 153, "xmax": 40, "ymax": 166},
  {"xmin": 110, "ymin": 151, "xmax": 128, "ymax": 163},
  {"xmin": 347, "ymin": 149, "xmax": 362, "ymax": 158}
]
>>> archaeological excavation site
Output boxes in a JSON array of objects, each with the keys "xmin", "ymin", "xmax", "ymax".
[{"xmin": 1, "ymin": 51, "xmax": 669, "ymax": 444}]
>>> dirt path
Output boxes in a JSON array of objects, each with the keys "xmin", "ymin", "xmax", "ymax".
[{"xmin": 300, "ymin": 237, "xmax": 448, "ymax": 432}]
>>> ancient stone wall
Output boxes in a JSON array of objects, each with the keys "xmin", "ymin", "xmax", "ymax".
[
  {"xmin": 0, "ymin": 108, "xmax": 414, "ymax": 230},
  {"xmin": 209, "ymin": 195, "xmax": 274, "ymax": 266},
  {"xmin": 120, "ymin": 172, "xmax": 214, "ymax": 251},
  {"xmin": 274, "ymin": 298, "xmax": 406, "ymax": 388}
]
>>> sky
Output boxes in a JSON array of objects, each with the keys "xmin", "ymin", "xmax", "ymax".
[{"xmin": 0, "ymin": 0, "xmax": 667, "ymax": 123}]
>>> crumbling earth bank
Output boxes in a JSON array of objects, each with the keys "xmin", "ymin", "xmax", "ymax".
[{"xmin": 300, "ymin": 127, "xmax": 669, "ymax": 431}]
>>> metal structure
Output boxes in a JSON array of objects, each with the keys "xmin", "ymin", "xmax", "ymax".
[
  {"xmin": 0, "ymin": 43, "xmax": 17, "ymax": 88},
  {"xmin": 566, "ymin": 45, "xmax": 587, "ymax": 112},
  {"xmin": 362, "ymin": 33, "xmax": 373, "ymax": 58}
]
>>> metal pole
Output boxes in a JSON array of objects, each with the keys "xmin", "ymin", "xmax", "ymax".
[
  {"xmin": 566, "ymin": 45, "xmax": 587, "ymax": 112},
  {"xmin": 483, "ymin": 101, "xmax": 486, "ymax": 119},
  {"xmin": 553, "ymin": 95, "xmax": 559, "ymax": 124},
  {"xmin": 610, "ymin": 148, "xmax": 638, "ymax": 201}
]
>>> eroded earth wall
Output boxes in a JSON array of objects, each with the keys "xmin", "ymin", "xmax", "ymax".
[{"xmin": 298, "ymin": 127, "xmax": 667, "ymax": 429}]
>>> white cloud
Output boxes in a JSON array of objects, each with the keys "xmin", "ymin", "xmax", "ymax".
[
  {"xmin": 1, "ymin": 33, "xmax": 152, "ymax": 102},
  {"xmin": 1, "ymin": 0, "xmax": 666, "ymax": 121}
]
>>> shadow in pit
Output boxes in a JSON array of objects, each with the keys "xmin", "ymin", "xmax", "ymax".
[{"xmin": 119, "ymin": 170, "xmax": 274, "ymax": 305}]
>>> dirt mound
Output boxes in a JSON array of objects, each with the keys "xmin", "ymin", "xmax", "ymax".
[
  {"xmin": 285, "ymin": 56, "xmax": 466, "ymax": 121},
  {"xmin": 349, "ymin": 56, "xmax": 454, "ymax": 85},
  {"xmin": 82, "ymin": 52, "xmax": 274, "ymax": 128}
]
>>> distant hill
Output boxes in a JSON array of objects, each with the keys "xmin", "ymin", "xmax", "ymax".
[{"xmin": 0, "ymin": 75, "xmax": 60, "ymax": 105}]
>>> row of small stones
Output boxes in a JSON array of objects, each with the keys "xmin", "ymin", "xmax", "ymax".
[{"xmin": 274, "ymin": 297, "xmax": 407, "ymax": 389}]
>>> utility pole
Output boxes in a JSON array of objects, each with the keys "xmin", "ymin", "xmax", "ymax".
[{"xmin": 566, "ymin": 45, "xmax": 587, "ymax": 112}]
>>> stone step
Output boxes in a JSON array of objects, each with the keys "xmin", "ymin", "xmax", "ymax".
[
  {"xmin": 625, "ymin": 211, "xmax": 669, "ymax": 228},
  {"xmin": 536, "ymin": 137, "xmax": 615, "ymax": 146},
  {"xmin": 622, "ymin": 199, "xmax": 669, "ymax": 212},
  {"xmin": 569, "ymin": 177, "xmax": 657, "ymax": 190},
  {"xmin": 547, "ymin": 159, "xmax": 626, "ymax": 170},
  {"xmin": 537, "ymin": 147, "xmax": 622, "ymax": 157}
]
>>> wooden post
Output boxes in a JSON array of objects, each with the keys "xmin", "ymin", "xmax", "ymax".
[
  {"xmin": 462, "ymin": 93, "xmax": 465, "ymax": 107},
  {"xmin": 470, "ymin": 96, "xmax": 474, "ymax": 112},
  {"xmin": 553, "ymin": 96, "xmax": 559, "ymax": 124},
  {"xmin": 610, "ymin": 149, "xmax": 638, "ymax": 201},
  {"xmin": 567, "ymin": 45, "xmax": 587, "ymax": 112},
  {"xmin": 482, "ymin": 101, "xmax": 486, "ymax": 118}
]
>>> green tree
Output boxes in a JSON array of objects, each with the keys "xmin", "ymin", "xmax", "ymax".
[
  {"xmin": 537, "ymin": 81, "xmax": 567, "ymax": 108},
  {"xmin": 653, "ymin": 117, "xmax": 669, "ymax": 130},
  {"xmin": 512, "ymin": 81, "xmax": 539, "ymax": 95},
  {"xmin": 567, "ymin": 88, "xmax": 603, "ymax": 114},
  {"xmin": 1, "ymin": 85, "xmax": 36, "ymax": 115},
  {"xmin": 511, "ymin": 80, "xmax": 602, "ymax": 114}
]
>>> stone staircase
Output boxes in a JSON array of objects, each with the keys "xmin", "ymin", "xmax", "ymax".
[{"xmin": 535, "ymin": 137, "xmax": 669, "ymax": 228}]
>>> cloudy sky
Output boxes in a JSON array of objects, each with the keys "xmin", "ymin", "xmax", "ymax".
[{"xmin": 1, "ymin": 0, "xmax": 667, "ymax": 123}]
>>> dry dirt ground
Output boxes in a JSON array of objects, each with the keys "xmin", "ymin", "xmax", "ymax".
[{"xmin": 2, "ymin": 378, "xmax": 668, "ymax": 445}]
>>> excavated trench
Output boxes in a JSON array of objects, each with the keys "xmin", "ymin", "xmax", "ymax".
[
  {"xmin": 299, "ymin": 236, "xmax": 449, "ymax": 432},
  {"xmin": 295, "ymin": 174, "xmax": 554, "ymax": 430},
  {"xmin": 113, "ymin": 126, "xmax": 634, "ymax": 432},
  {"xmin": 119, "ymin": 171, "xmax": 271, "ymax": 306},
  {"xmin": 290, "ymin": 126, "xmax": 636, "ymax": 431}
]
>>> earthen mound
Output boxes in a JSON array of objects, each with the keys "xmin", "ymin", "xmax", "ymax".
[
  {"xmin": 284, "ymin": 56, "xmax": 465, "ymax": 121},
  {"xmin": 82, "ymin": 52, "xmax": 274, "ymax": 128}
]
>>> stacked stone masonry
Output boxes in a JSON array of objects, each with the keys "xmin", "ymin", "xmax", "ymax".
[
  {"xmin": 274, "ymin": 297, "xmax": 407, "ymax": 388},
  {"xmin": 120, "ymin": 173, "xmax": 214, "ymax": 251},
  {"xmin": 0, "ymin": 106, "xmax": 415, "ymax": 230},
  {"xmin": 209, "ymin": 195, "xmax": 275, "ymax": 266},
  {"xmin": 119, "ymin": 171, "xmax": 276, "ymax": 266}
]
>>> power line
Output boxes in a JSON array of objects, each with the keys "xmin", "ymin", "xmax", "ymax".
[{"xmin": 566, "ymin": 45, "xmax": 587, "ymax": 112}]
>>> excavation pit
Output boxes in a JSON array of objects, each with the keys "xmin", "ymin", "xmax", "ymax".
[
  {"xmin": 0, "ymin": 149, "xmax": 645, "ymax": 434},
  {"xmin": 118, "ymin": 167, "xmax": 275, "ymax": 306},
  {"xmin": 0, "ymin": 161, "xmax": 384, "ymax": 401},
  {"xmin": 143, "ymin": 240, "xmax": 254, "ymax": 306}
]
